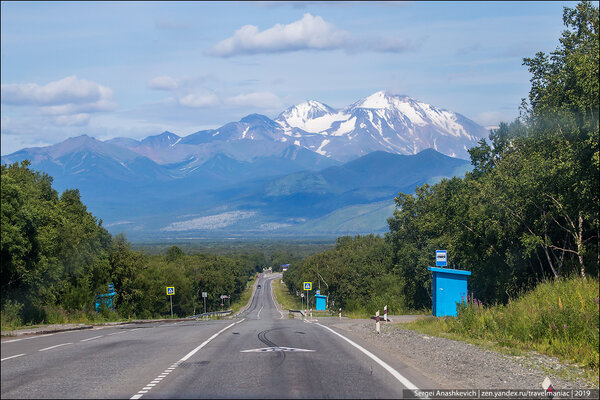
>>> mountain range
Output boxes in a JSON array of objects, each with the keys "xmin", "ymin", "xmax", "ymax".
[{"xmin": 1, "ymin": 91, "xmax": 486, "ymax": 239}]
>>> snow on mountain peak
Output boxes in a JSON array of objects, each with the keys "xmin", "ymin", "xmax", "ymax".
[{"xmin": 276, "ymin": 100, "xmax": 348, "ymax": 134}]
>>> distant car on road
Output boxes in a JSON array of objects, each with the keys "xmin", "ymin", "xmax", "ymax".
[{"xmin": 257, "ymin": 284, "xmax": 261, "ymax": 289}]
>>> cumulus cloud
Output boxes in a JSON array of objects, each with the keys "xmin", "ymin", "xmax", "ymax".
[
  {"xmin": 1, "ymin": 76, "xmax": 115, "ymax": 127},
  {"xmin": 178, "ymin": 92, "xmax": 220, "ymax": 108},
  {"xmin": 206, "ymin": 13, "xmax": 351, "ymax": 56},
  {"xmin": 1, "ymin": 75, "xmax": 114, "ymax": 107},
  {"xmin": 206, "ymin": 13, "xmax": 410, "ymax": 57},
  {"xmin": 147, "ymin": 75, "xmax": 179, "ymax": 91},
  {"xmin": 226, "ymin": 92, "xmax": 283, "ymax": 109}
]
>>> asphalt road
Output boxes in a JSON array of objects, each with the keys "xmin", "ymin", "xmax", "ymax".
[{"xmin": 1, "ymin": 273, "xmax": 438, "ymax": 399}]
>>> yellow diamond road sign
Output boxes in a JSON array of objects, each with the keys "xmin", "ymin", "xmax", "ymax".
[
  {"xmin": 166, "ymin": 287, "xmax": 175, "ymax": 295},
  {"xmin": 303, "ymin": 282, "xmax": 312, "ymax": 291}
]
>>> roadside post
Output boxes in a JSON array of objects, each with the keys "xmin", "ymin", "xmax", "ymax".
[
  {"xmin": 301, "ymin": 293, "xmax": 305, "ymax": 318},
  {"xmin": 303, "ymin": 282, "xmax": 312, "ymax": 318},
  {"xmin": 339, "ymin": 307, "xmax": 342, "ymax": 320},
  {"xmin": 376, "ymin": 310, "xmax": 380, "ymax": 334},
  {"xmin": 166, "ymin": 286, "xmax": 175, "ymax": 317},
  {"xmin": 384, "ymin": 305, "xmax": 387, "ymax": 322},
  {"xmin": 202, "ymin": 292, "xmax": 207, "ymax": 314}
]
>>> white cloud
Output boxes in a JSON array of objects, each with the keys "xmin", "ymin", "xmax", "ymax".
[
  {"xmin": 147, "ymin": 75, "xmax": 179, "ymax": 91},
  {"xmin": 226, "ymin": 92, "xmax": 283, "ymax": 109},
  {"xmin": 1, "ymin": 75, "xmax": 114, "ymax": 107},
  {"xmin": 206, "ymin": 13, "xmax": 410, "ymax": 57},
  {"xmin": 206, "ymin": 13, "xmax": 351, "ymax": 56},
  {"xmin": 178, "ymin": 92, "xmax": 220, "ymax": 108},
  {"xmin": 1, "ymin": 76, "xmax": 115, "ymax": 129}
]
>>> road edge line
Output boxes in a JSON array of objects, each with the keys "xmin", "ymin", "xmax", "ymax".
[{"xmin": 315, "ymin": 322, "xmax": 420, "ymax": 391}]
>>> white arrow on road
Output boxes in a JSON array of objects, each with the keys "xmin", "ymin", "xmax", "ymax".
[{"xmin": 240, "ymin": 346, "xmax": 314, "ymax": 353}]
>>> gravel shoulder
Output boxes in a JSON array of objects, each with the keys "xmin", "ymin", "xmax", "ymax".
[{"xmin": 320, "ymin": 318, "xmax": 598, "ymax": 391}]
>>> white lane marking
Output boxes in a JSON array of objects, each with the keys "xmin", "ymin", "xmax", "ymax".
[
  {"xmin": 3, "ymin": 338, "xmax": 23, "ymax": 343},
  {"xmin": 108, "ymin": 331, "xmax": 125, "ymax": 336},
  {"xmin": 130, "ymin": 318, "xmax": 245, "ymax": 399},
  {"xmin": 1, "ymin": 353, "xmax": 26, "ymax": 361},
  {"xmin": 257, "ymin": 305, "xmax": 264, "ymax": 319},
  {"xmin": 81, "ymin": 335, "xmax": 103, "ymax": 342},
  {"xmin": 315, "ymin": 323, "xmax": 420, "ymax": 391},
  {"xmin": 180, "ymin": 319, "xmax": 244, "ymax": 362},
  {"xmin": 38, "ymin": 342, "xmax": 72, "ymax": 352}
]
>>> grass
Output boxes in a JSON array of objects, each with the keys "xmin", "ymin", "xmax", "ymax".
[
  {"xmin": 401, "ymin": 277, "xmax": 599, "ymax": 379},
  {"xmin": 272, "ymin": 279, "xmax": 303, "ymax": 311},
  {"xmin": 230, "ymin": 276, "xmax": 258, "ymax": 314}
]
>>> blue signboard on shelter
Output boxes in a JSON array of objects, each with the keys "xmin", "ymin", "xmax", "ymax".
[{"xmin": 436, "ymin": 250, "xmax": 447, "ymax": 267}]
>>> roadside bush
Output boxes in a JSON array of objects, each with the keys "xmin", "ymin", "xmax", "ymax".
[{"xmin": 1, "ymin": 300, "xmax": 24, "ymax": 330}]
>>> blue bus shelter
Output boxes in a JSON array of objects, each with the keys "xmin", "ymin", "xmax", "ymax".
[{"xmin": 427, "ymin": 267, "xmax": 471, "ymax": 317}]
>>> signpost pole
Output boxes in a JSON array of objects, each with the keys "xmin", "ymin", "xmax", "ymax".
[
  {"xmin": 204, "ymin": 296, "xmax": 206, "ymax": 314},
  {"xmin": 170, "ymin": 295, "xmax": 173, "ymax": 317}
]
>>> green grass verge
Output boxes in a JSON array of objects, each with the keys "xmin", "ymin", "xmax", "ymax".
[
  {"xmin": 230, "ymin": 276, "xmax": 258, "ymax": 314},
  {"xmin": 272, "ymin": 279, "xmax": 303, "ymax": 311},
  {"xmin": 401, "ymin": 277, "xmax": 599, "ymax": 377}
]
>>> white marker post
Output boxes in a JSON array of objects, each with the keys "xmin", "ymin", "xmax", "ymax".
[
  {"xmin": 339, "ymin": 307, "xmax": 342, "ymax": 320},
  {"xmin": 384, "ymin": 305, "xmax": 387, "ymax": 322},
  {"xmin": 376, "ymin": 310, "xmax": 380, "ymax": 334}
]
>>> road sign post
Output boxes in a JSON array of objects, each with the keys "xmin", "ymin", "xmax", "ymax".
[
  {"xmin": 436, "ymin": 250, "xmax": 447, "ymax": 267},
  {"xmin": 303, "ymin": 282, "xmax": 312, "ymax": 316},
  {"xmin": 384, "ymin": 305, "xmax": 388, "ymax": 322},
  {"xmin": 166, "ymin": 287, "xmax": 175, "ymax": 317},
  {"xmin": 202, "ymin": 292, "xmax": 207, "ymax": 314}
]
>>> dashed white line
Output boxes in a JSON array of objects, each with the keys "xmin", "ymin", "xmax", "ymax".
[
  {"xmin": 1, "ymin": 353, "xmax": 26, "ymax": 361},
  {"xmin": 81, "ymin": 335, "xmax": 103, "ymax": 342},
  {"xmin": 108, "ymin": 331, "xmax": 125, "ymax": 336},
  {"xmin": 315, "ymin": 323, "xmax": 420, "ymax": 391},
  {"xmin": 130, "ymin": 319, "xmax": 245, "ymax": 399},
  {"xmin": 39, "ymin": 343, "xmax": 72, "ymax": 352}
]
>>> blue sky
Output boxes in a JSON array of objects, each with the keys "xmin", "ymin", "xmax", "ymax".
[{"xmin": 1, "ymin": 1, "xmax": 574, "ymax": 155}]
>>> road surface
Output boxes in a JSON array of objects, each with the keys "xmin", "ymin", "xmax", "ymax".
[{"xmin": 1, "ymin": 273, "xmax": 437, "ymax": 398}]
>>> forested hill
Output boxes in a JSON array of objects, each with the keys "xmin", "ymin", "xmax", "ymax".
[{"xmin": 283, "ymin": 0, "xmax": 599, "ymax": 313}]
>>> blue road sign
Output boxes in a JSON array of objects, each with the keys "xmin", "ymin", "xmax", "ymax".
[
  {"xmin": 108, "ymin": 283, "xmax": 114, "ymax": 293},
  {"xmin": 303, "ymin": 282, "xmax": 312, "ymax": 291},
  {"xmin": 436, "ymin": 250, "xmax": 447, "ymax": 267},
  {"xmin": 166, "ymin": 286, "xmax": 175, "ymax": 295}
]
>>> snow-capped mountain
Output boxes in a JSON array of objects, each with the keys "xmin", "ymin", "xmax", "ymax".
[
  {"xmin": 273, "ymin": 91, "xmax": 488, "ymax": 161},
  {"xmin": 99, "ymin": 91, "xmax": 487, "ymax": 165}
]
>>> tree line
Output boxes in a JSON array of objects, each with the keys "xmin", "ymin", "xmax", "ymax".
[
  {"xmin": 283, "ymin": 1, "xmax": 599, "ymax": 314},
  {"xmin": 0, "ymin": 162, "xmax": 267, "ymax": 325}
]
